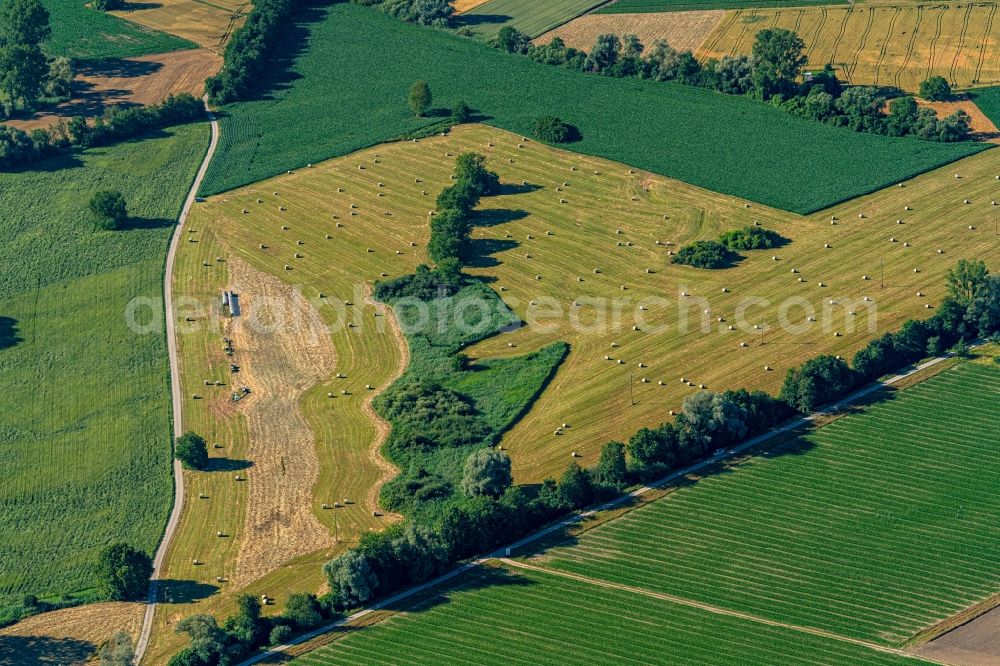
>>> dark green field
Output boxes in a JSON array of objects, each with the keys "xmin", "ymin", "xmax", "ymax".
[
  {"xmin": 971, "ymin": 87, "xmax": 1000, "ymax": 127},
  {"xmin": 596, "ymin": 0, "xmax": 846, "ymax": 12},
  {"xmin": 199, "ymin": 1, "xmax": 984, "ymax": 214},
  {"xmin": 0, "ymin": 122, "xmax": 208, "ymax": 624},
  {"xmin": 290, "ymin": 565, "xmax": 933, "ymax": 666},
  {"xmin": 456, "ymin": 0, "xmax": 608, "ymax": 38},
  {"xmin": 42, "ymin": 0, "xmax": 194, "ymax": 60},
  {"xmin": 541, "ymin": 362, "xmax": 1000, "ymax": 647}
]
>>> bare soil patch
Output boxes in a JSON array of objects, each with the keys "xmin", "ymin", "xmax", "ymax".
[
  {"xmin": 535, "ymin": 10, "xmax": 725, "ymax": 54},
  {"xmin": 5, "ymin": 48, "xmax": 221, "ymax": 132},
  {"xmin": 914, "ymin": 604, "xmax": 1000, "ymax": 665},
  {"xmin": 225, "ymin": 257, "xmax": 336, "ymax": 587},
  {"xmin": 0, "ymin": 602, "xmax": 144, "ymax": 665}
]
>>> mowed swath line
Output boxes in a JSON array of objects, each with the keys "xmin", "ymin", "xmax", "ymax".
[
  {"xmin": 289, "ymin": 567, "xmax": 933, "ymax": 665},
  {"xmin": 539, "ymin": 363, "xmax": 1000, "ymax": 647},
  {"xmin": 460, "ymin": 0, "xmax": 610, "ymax": 37}
]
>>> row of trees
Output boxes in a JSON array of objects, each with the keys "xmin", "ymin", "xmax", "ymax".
[
  {"xmin": 0, "ymin": 0, "xmax": 72, "ymax": 118},
  {"xmin": 204, "ymin": 0, "xmax": 300, "ymax": 104},
  {"xmin": 492, "ymin": 26, "xmax": 972, "ymax": 142},
  {"xmin": 0, "ymin": 92, "xmax": 203, "ymax": 169}
]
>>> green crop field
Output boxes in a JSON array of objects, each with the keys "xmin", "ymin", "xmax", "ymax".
[
  {"xmin": 538, "ymin": 362, "xmax": 1000, "ymax": 647},
  {"xmin": 972, "ymin": 87, "xmax": 1000, "ymax": 126},
  {"xmin": 199, "ymin": 1, "xmax": 985, "ymax": 214},
  {"xmin": 290, "ymin": 564, "xmax": 934, "ymax": 665},
  {"xmin": 0, "ymin": 122, "xmax": 209, "ymax": 624},
  {"xmin": 456, "ymin": 0, "xmax": 609, "ymax": 38},
  {"xmin": 597, "ymin": 0, "xmax": 847, "ymax": 13},
  {"xmin": 43, "ymin": 0, "xmax": 195, "ymax": 61}
]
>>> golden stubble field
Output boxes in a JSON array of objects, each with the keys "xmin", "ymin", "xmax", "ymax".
[
  {"xmin": 151, "ymin": 123, "xmax": 998, "ymax": 659},
  {"xmin": 536, "ymin": 9, "xmax": 726, "ymax": 55},
  {"xmin": 697, "ymin": 2, "xmax": 1000, "ymax": 92},
  {"xmin": 111, "ymin": 0, "xmax": 250, "ymax": 51}
]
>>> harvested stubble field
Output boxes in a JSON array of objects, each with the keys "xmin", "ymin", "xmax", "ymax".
[
  {"xmin": 0, "ymin": 122, "xmax": 208, "ymax": 628},
  {"xmin": 110, "ymin": 0, "xmax": 251, "ymax": 51},
  {"xmin": 42, "ymin": 0, "xmax": 195, "ymax": 60},
  {"xmin": 456, "ymin": 0, "xmax": 611, "ymax": 38},
  {"xmin": 600, "ymin": 0, "xmax": 847, "ymax": 11},
  {"xmin": 5, "ymin": 49, "xmax": 222, "ymax": 132},
  {"xmin": 289, "ymin": 564, "xmax": 934, "ymax": 665},
  {"xmin": 535, "ymin": 9, "xmax": 725, "ymax": 55},
  {"xmin": 696, "ymin": 2, "xmax": 1000, "ymax": 93},
  {"xmin": 199, "ymin": 1, "xmax": 985, "ymax": 215},
  {"xmin": 0, "ymin": 602, "xmax": 144, "ymax": 665},
  {"xmin": 537, "ymin": 362, "xmax": 1000, "ymax": 647}
]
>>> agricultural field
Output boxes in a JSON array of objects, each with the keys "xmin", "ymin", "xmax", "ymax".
[
  {"xmin": 288, "ymin": 564, "xmax": 934, "ymax": 665},
  {"xmin": 0, "ymin": 602, "xmax": 144, "ymax": 665},
  {"xmin": 454, "ymin": 0, "xmax": 610, "ymax": 38},
  {"xmin": 535, "ymin": 9, "xmax": 726, "ymax": 55},
  {"xmin": 110, "ymin": 0, "xmax": 251, "ymax": 52},
  {"xmin": 6, "ymin": 49, "xmax": 222, "ymax": 132},
  {"xmin": 598, "ymin": 0, "xmax": 847, "ymax": 12},
  {"xmin": 973, "ymin": 86, "xmax": 1000, "ymax": 125},
  {"xmin": 199, "ymin": 1, "xmax": 985, "ymax": 214},
  {"xmin": 0, "ymin": 122, "xmax": 209, "ymax": 625},
  {"xmin": 537, "ymin": 362, "xmax": 1000, "ymax": 647},
  {"xmin": 42, "ymin": 0, "xmax": 195, "ymax": 61},
  {"xmin": 696, "ymin": 2, "xmax": 1000, "ymax": 93}
]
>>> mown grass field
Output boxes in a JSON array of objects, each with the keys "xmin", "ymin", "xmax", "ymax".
[
  {"xmin": 455, "ymin": 0, "xmax": 609, "ymax": 38},
  {"xmin": 198, "ymin": 1, "xmax": 985, "ymax": 214},
  {"xmin": 289, "ymin": 564, "xmax": 934, "ymax": 665},
  {"xmin": 697, "ymin": 3, "xmax": 1000, "ymax": 93},
  {"xmin": 538, "ymin": 362, "xmax": 1000, "ymax": 646},
  {"xmin": 198, "ymin": 123, "xmax": 999, "ymax": 489},
  {"xmin": 43, "ymin": 0, "xmax": 195, "ymax": 60},
  {"xmin": 0, "ymin": 122, "xmax": 208, "ymax": 625},
  {"xmin": 599, "ymin": 0, "xmax": 846, "ymax": 12}
]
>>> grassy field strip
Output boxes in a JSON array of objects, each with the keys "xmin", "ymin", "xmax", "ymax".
[
  {"xmin": 456, "ymin": 0, "xmax": 612, "ymax": 38},
  {"xmin": 537, "ymin": 363, "xmax": 1000, "ymax": 646},
  {"xmin": 286, "ymin": 565, "xmax": 933, "ymax": 665},
  {"xmin": 43, "ymin": 0, "xmax": 196, "ymax": 60},
  {"xmin": 200, "ymin": 2, "xmax": 985, "ymax": 214},
  {"xmin": 501, "ymin": 558, "xmax": 921, "ymax": 659},
  {"xmin": 597, "ymin": 0, "xmax": 847, "ymax": 12},
  {"xmin": 696, "ymin": 2, "xmax": 1000, "ymax": 92}
]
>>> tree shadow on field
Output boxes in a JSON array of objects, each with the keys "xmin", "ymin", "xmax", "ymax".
[
  {"xmin": 156, "ymin": 579, "xmax": 219, "ymax": 604},
  {"xmin": 207, "ymin": 457, "xmax": 253, "ymax": 472},
  {"xmin": 473, "ymin": 208, "xmax": 529, "ymax": 227},
  {"xmin": 251, "ymin": 0, "xmax": 338, "ymax": 101},
  {"xmin": 463, "ymin": 238, "xmax": 517, "ymax": 269},
  {"xmin": 0, "ymin": 317, "xmax": 22, "ymax": 351},
  {"xmin": 0, "ymin": 635, "xmax": 96, "ymax": 666},
  {"xmin": 453, "ymin": 13, "xmax": 511, "ymax": 29},
  {"xmin": 121, "ymin": 216, "xmax": 174, "ymax": 231},
  {"xmin": 497, "ymin": 182, "xmax": 541, "ymax": 196},
  {"xmin": 121, "ymin": 0, "xmax": 164, "ymax": 9}
]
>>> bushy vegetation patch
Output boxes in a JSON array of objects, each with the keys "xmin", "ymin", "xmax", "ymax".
[
  {"xmin": 199, "ymin": 2, "xmax": 983, "ymax": 214},
  {"xmin": 670, "ymin": 239, "xmax": 731, "ymax": 269},
  {"xmin": 672, "ymin": 225, "xmax": 786, "ymax": 268}
]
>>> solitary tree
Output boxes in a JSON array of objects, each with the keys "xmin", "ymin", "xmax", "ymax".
[
  {"xmin": 460, "ymin": 448, "xmax": 512, "ymax": 498},
  {"xmin": 919, "ymin": 75, "xmax": 952, "ymax": 101},
  {"xmin": 408, "ymin": 79, "xmax": 431, "ymax": 117},
  {"xmin": 283, "ymin": 592, "xmax": 323, "ymax": 630},
  {"xmin": 98, "ymin": 631, "xmax": 134, "ymax": 666},
  {"xmin": 89, "ymin": 190, "xmax": 127, "ymax": 230},
  {"xmin": 751, "ymin": 28, "xmax": 806, "ymax": 99},
  {"xmin": 175, "ymin": 431, "xmax": 208, "ymax": 470},
  {"xmin": 96, "ymin": 543, "xmax": 152, "ymax": 601}
]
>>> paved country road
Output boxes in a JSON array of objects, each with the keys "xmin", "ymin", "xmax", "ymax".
[
  {"xmin": 237, "ymin": 348, "xmax": 972, "ymax": 666},
  {"xmin": 134, "ymin": 99, "xmax": 220, "ymax": 665}
]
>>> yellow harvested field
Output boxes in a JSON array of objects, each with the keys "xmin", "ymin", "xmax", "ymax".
[
  {"xmin": 111, "ymin": 0, "xmax": 250, "ymax": 51},
  {"xmin": 536, "ymin": 10, "xmax": 725, "ymax": 54},
  {"xmin": 5, "ymin": 49, "xmax": 221, "ymax": 132},
  {"xmin": 697, "ymin": 3, "xmax": 1000, "ymax": 93},
  {"xmin": 0, "ymin": 602, "xmax": 144, "ymax": 665},
  {"xmin": 452, "ymin": 0, "xmax": 492, "ymax": 13}
]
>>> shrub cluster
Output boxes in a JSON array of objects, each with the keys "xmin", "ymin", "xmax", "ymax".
[
  {"xmin": 378, "ymin": 382, "xmax": 493, "ymax": 457},
  {"xmin": 672, "ymin": 225, "xmax": 786, "ymax": 269},
  {"xmin": 531, "ymin": 115, "xmax": 579, "ymax": 143},
  {"xmin": 491, "ymin": 26, "xmax": 972, "ymax": 143},
  {"xmin": 0, "ymin": 93, "xmax": 203, "ymax": 170},
  {"xmin": 205, "ymin": 0, "xmax": 302, "ymax": 104},
  {"xmin": 352, "ymin": 0, "xmax": 453, "ymax": 27}
]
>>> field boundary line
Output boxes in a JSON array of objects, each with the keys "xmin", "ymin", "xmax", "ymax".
[
  {"xmin": 236, "ymin": 347, "xmax": 980, "ymax": 666},
  {"xmin": 134, "ymin": 98, "xmax": 220, "ymax": 666},
  {"xmin": 498, "ymin": 558, "xmax": 935, "ymax": 660}
]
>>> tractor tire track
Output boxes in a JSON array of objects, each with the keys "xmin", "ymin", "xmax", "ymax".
[
  {"xmin": 846, "ymin": 6, "xmax": 875, "ymax": 85},
  {"xmin": 703, "ymin": 9, "xmax": 742, "ymax": 57},
  {"xmin": 828, "ymin": 7, "xmax": 853, "ymax": 82},
  {"xmin": 949, "ymin": 2, "xmax": 974, "ymax": 85},
  {"xmin": 806, "ymin": 6, "xmax": 828, "ymax": 63},
  {"xmin": 926, "ymin": 4, "xmax": 945, "ymax": 80},
  {"xmin": 895, "ymin": 4, "xmax": 923, "ymax": 90},
  {"xmin": 973, "ymin": 2, "xmax": 996, "ymax": 85},
  {"xmin": 872, "ymin": 6, "xmax": 901, "ymax": 87}
]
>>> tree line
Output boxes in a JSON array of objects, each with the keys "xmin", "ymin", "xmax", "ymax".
[
  {"xmin": 492, "ymin": 27, "xmax": 974, "ymax": 143},
  {"xmin": 0, "ymin": 0, "xmax": 73, "ymax": 119},
  {"xmin": 0, "ymin": 92, "xmax": 204, "ymax": 169}
]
